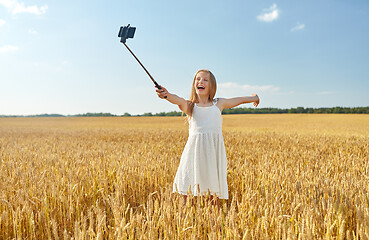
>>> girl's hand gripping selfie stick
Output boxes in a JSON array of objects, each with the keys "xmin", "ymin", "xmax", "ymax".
[{"xmin": 118, "ymin": 24, "xmax": 167, "ymax": 98}]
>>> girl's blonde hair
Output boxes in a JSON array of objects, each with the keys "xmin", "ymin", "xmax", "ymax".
[{"xmin": 187, "ymin": 69, "xmax": 217, "ymax": 117}]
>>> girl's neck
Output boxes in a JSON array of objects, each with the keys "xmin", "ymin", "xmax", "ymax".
[{"xmin": 197, "ymin": 96, "xmax": 212, "ymax": 106}]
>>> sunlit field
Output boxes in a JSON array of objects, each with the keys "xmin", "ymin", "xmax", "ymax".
[{"xmin": 1, "ymin": 114, "xmax": 368, "ymax": 239}]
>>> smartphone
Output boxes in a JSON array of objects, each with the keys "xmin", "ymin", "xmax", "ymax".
[{"xmin": 118, "ymin": 24, "xmax": 136, "ymax": 43}]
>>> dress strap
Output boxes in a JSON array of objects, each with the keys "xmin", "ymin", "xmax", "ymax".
[{"xmin": 212, "ymin": 98, "xmax": 218, "ymax": 105}]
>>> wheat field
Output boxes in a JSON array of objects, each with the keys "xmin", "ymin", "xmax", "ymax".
[{"xmin": 0, "ymin": 114, "xmax": 368, "ymax": 239}]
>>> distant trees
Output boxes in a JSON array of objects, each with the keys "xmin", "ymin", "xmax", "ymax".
[
  {"xmin": 286, "ymin": 107, "xmax": 369, "ymax": 114},
  {"xmin": 223, "ymin": 107, "xmax": 369, "ymax": 114},
  {"xmin": 0, "ymin": 113, "xmax": 65, "ymax": 118},
  {"xmin": 1, "ymin": 107, "xmax": 368, "ymax": 118},
  {"xmin": 151, "ymin": 111, "xmax": 183, "ymax": 117},
  {"xmin": 139, "ymin": 111, "xmax": 183, "ymax": 117},
  {"xmin": 73, "ymin": 112, "xmax": 117, "ymax": 117},
  {"xmin": 127, "ymin": 107, "xmax": 369, "ymax": 116},
  {"xmin": 223, "ymin": 107, "xmax": 288, "ymax": 114}
]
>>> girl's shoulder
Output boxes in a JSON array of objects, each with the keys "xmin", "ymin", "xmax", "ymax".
[
  {"xmin": 214, "ymin": 98, "xmax": 226, "ymax": 105},
  {"xmin": 214, "ymin": 98, "xmax": 225, "ymax": 112}
]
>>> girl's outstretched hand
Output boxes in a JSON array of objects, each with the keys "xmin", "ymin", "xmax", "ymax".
[
  {"xmin": 156, "ymin": 85, "xmax": 169, "ymax": 99},
  {"xmin": 252, "ymin": 93, "xmax": 260, "ymax": 107}
]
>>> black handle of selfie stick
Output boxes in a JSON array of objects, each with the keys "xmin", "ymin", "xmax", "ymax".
[{"xmin": 122, "ymin": 42, "xmax": 167, "ymax": 98}]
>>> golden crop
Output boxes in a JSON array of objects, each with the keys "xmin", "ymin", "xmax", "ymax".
[{"xmin": 0, "ymin": 114, "xmax": 368, "ymax": 239}]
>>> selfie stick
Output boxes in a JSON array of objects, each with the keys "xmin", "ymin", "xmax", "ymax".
[{"xmin": 118, "ymin": 24, "xmax": 166, "ymax": 98}]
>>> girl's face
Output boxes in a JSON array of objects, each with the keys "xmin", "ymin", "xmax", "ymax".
[{"xmin": 194, "ymin": 71, "xmax": 210, "ymax": 98}]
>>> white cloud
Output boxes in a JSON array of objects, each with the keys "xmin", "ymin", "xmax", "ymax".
[
  {"xmin": 0, "ymin": 44, "xmax": 19, "ymax": 53},
  {"xmin": 257, "ymin": 3, "xmax": 279, "ymax": 22},
  {"xmin": 218, "ymin": 82, "xmax": 280, "ymax": 96},
  {"xmin": 13, "ymin": 3, "xmax": 47, "ymax": 15},
  {"xmin": 0, "ymin": 0, "xmax": 13, "ymax": 9},
  {"xmin": 0, "ymin": 19, "xmax": 5, "ymax": 27},
  {"xmin": 291, "ymin": 22, "xmax": 305, "ymax": 32},
  {"xmin": 28, "ymin": 28, "xmax": 37, "ymax": 34},
  {"xmin": 0, "ymin": 0, "xmax": 47, "ymax": 15}
]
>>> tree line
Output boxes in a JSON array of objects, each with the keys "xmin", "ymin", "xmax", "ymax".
[
  {"xmin": 1, "ymin": 107, "xmax": 368, "ymax": 118},
  {"xmin": 222, "ymin": 106, "xmax": 369, "ymax": 114},
  {"xmin": 142, "ymin": 106, "xmax": 369, "ymax": 116}
]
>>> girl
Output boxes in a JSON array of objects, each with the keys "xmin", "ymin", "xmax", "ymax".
[{"xmin": 156, "ymin": 69, "xmax": 259, "ymax": 204}]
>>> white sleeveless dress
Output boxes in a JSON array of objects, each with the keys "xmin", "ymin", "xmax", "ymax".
[{"xmin": 173, "ymin": 99, "xmax": 228, "ymax": 199}]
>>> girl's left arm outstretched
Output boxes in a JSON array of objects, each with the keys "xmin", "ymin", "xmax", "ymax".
[{"xmin": 217, "ymin": 94, "xmax": 260, "ymax": 112}]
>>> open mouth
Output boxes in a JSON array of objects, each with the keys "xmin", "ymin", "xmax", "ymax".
[{"xmin": 197, "ymin": 86, "xmax": 205, "ymax": 90}]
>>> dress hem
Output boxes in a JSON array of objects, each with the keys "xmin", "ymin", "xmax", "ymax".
[{"xmin": 172, "ymin": 190, "xmax": 228, "ymax": 200}]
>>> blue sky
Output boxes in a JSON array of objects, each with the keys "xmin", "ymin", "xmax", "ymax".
[{"xmin": 1, "ymin": 0, "xmax": 368, "ymax": 115}]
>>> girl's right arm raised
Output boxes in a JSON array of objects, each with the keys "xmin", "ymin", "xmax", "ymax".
[{"xmin": 156, "ymin": 85, "xmax": 188, "ymax": 114}]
